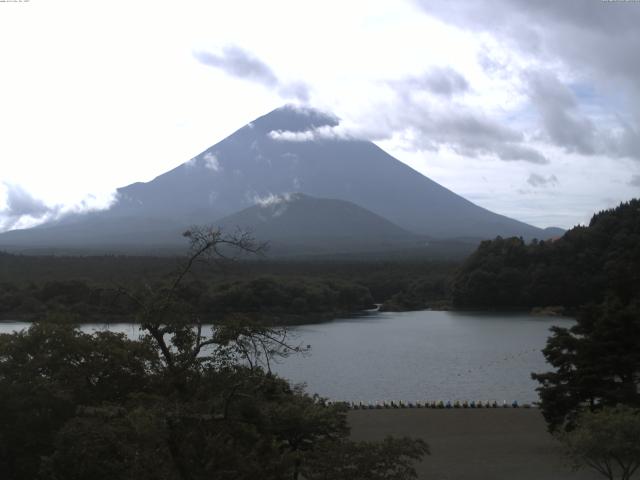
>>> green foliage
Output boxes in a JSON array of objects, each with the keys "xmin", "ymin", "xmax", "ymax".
[
  {"xmin": 379, "ymin": 275, "xmax": 450, "ymax": 311},
  {"xmin": 206, "ymin": 276, "xmax": 375, "ymax": 317},
  {"xmin": 0, "ymin": 253, "xmax": 459, "ymax": 320},
  {"xmin": 303, "ymin": 436, "xmax": 429, "ymax": 480},
  {"xmin": 532, "ymin": 299, "xmax": 640, "ymax": 432},
  {"xmin": 41, "ymin": 405, "xmax": 173, "ymax": 480},
  {"xmin": 452, "ymin": 199, "xmax": 640, "ymax": 309},
  {"xmin": 558, "ymin": 406, "xmax": 640, "ymax": 480},
  {"xmin": 0, "ymin": 323, "xmax": 159, "ymax": 480},
  {"xmin": 0, "ymin": 275, "xmax": 375, "ymax": 323}
]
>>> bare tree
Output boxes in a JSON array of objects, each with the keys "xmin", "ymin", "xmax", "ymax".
[{"xmin": 118, "ymin": 226, "xmax": 305, "ymax": 384}]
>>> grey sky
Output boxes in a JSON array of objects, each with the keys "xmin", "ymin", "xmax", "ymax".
[{"xmin": 527, "ymin": 173, "xmax": 558, "ymax": 188}]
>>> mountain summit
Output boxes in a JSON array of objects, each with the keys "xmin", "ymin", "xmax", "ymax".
[
  {"xmin": 0, "ymin": 105, "xmax": 559, "ymax": 253},
  {"xmin": 112, "ymin": 104, "xmax": 548, "ymax": 238},
  {"xmin": 249, "ymin": 104, "xmax": 339, "ymax": 133}
]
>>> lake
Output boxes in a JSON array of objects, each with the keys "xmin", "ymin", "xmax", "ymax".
[{"xmin": 0, "ymin": 310, "xmax": 572, "ymax": 403}]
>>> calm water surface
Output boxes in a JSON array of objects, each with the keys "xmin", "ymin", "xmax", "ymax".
[{"xmin": 0, "ymin": 310, "xmax": 572, "ymax": 403}]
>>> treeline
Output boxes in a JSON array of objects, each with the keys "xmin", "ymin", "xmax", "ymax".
[
  {"xmin": 0, "ymin": 280, "xmax": 133, "ymax": 319},
  {"xmin": 206, "ymin": 277, "xmax": 373, "ymax": 314},
  {"xmin": 452, "ymin": 199, "xmax": 640, "ymax": 309},
  {"xmin": 0, "ymin": 277, "xmax": 373, "ymax": 323},
  {"xmin": 379, "ymin": 276, "xmax": 451, "ymax": 311},
  {"xmin": 0, "ymin": 254, "xmax": 459, "ymax": 321}
]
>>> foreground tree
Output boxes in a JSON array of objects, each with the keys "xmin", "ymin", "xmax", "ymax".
[
  {"xmin": 558, "ymin": 406, "xmax": 640, "ymax": 480},
  {"xmin": 303, "ymin": 436, "xmax": 428, "ymax": 480},
  {"xmin": 532, "ymin": 297, "xmax": 640, "ymax": 431},
  {"xmin": 0, "ymin": 226, "xmax": 428, "ymax": 480}
]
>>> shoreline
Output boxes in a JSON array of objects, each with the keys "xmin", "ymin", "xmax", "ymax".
[{"xmin": 0, "ymin": 304, "xmax": 575, "ymax": 325}]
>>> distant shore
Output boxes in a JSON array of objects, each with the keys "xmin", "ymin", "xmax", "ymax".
[{"xmin": 348, "ymin": 409, "xmax": 599, "ymax": 480}]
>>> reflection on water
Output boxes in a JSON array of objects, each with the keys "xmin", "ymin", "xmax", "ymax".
[{"xmin": 0, "ymin": 310, "xmax": 572, "ymax": 402}]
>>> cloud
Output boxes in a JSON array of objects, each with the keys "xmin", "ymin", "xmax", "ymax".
[
  {"xmin": 630, "ymin": 174, "xmax": 640, "ymax": 187},
  {"xmin": 185, "ymin": 151, "xmax": 222, "ymax": 171},
  {"xmin": 4, "ymin": 184, "xmax": 50, "ymax": 217},
  {"xmin": 316, "ymin": 66, "xmax": 547, "ymax": 164},
  {"xmin": 278, "ymin": 81, "xmax": 310, "ymax": 103},
  {"xmin": 384, "ymin": 95, "xmax": 549, "ymax": 163},
  {"xmin": 392, "ymin": 67, "xmax": 469, "ymax": 97},
  {"xmin": 194, "ymin": 46, "xmax": 278, "ymax": 87},
  {"xmin": 268, "ymin": 124, "xmax": 350, "ymax": 142},
  {"xmin": 415, "ymin": 111, "xmax": 548, "ymax": 163},
  {"xmin": 525, "ymin": 70, "xmax": 597, "ymax": 156},
  {"xmin": 614, "ymin": 121, "xmax": 640, "ymax": 161},
  {"xmin": 494, "ymin": 144, "xmax": 548, "ymax": 165},
  {"xmin": 527, "ymin": 173, "xmax": 558, "ymax": 188},
  {"xmin": 524, "ymin": 69, "xmax": 640, "ymax": 161},
  {"xmin": 0, "ymin": 184, "xmax": 59, "ymax": 231},
  {"xmin": 414, "ymin": 0, "xmax": 640, "ymax": 161},
  {"xmin": 190, "ymin": 30, "xmax": 562, "ymax": 167},
  {"xmin": 194, "ymin": 46, "xmax": 310, "ymax": 102},
  {"xmin": 269, "ymin": 130, "xmax": 316, "ymax": 142},
  {"xmin": 252, "ymin": 192, "xmax": 293, "ymax": 207},
  {"xmin": 0, "ymin": 184, "xmax": 118, "ymax": 233},
  {"xmin": 272, "ymin": 104, "xmax": 550, "ymax": 164},
  {"xmin": 427, "ymin": 112, "xmax": 522, "ymax": 145},
  {"xmin": 267, "ymin": 98, "xmax": 549, "ymax": 163},
  {"xmin": 414, "ymin": 1, "xmax": 640, "ymax": 55},
  {"xmin": 202, "ymin": 152, "xmax": 220, "ymax": 171}
]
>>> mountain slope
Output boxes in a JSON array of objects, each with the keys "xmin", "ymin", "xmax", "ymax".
[
  {"xmin": 0, "ymin": 105, "xmax": 561, "ymax": 252},
  {"xmin": 215, "ymin": 193, "xmax": 420, "ymax": 254},
  {"xmin": 0, "ymin": 213, "xmax": 188, "ymax": 253},
  {"xmin": 111, "ymin": 105, "xmax": 554, "ymax": 239}
]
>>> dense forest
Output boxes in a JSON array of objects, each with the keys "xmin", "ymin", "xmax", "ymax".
[
  {"xmin": 452, "ymin": 199, "xmax": 640, "ymax": 310},
  {"xmin": 0, "ymin": 252, "xmax": 457, "ymax": 322}
]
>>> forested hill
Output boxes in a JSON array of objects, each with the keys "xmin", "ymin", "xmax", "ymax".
[{"xmin": 451, "ymin": 199, "xmax": 640, "ymax": 309}]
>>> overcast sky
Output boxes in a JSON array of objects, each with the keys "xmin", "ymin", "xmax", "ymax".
[{"xmin": 1, "ymin": 0, "xmax": 639, "ymax": 231}]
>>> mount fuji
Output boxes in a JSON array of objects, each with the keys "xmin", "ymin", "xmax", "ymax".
[{"xmin": 0, "ymin": 105, "xmax": 561, "ymax": 254}]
